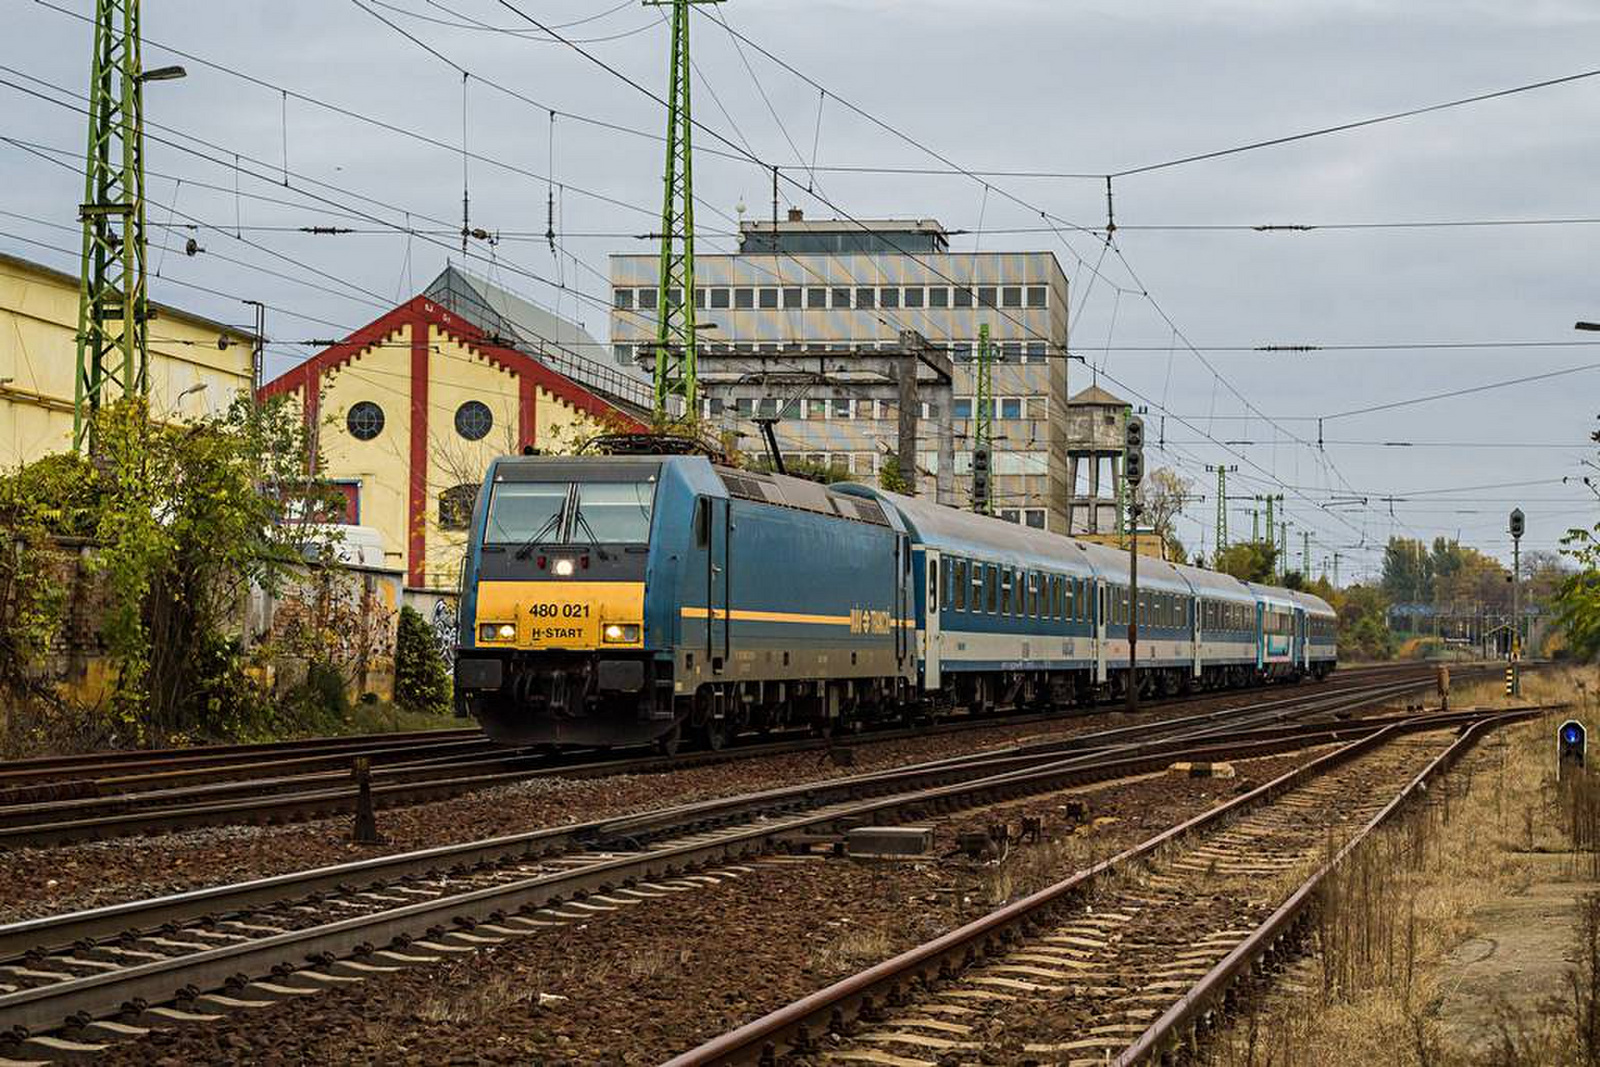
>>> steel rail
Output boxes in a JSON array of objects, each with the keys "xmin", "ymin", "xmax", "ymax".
[
  {"xmin": 661, "ymin": 704, "xmax": 1542, "ymax": 1066},
  {"xmin": 0, "ymin": 692, "xmax": 1476, "ymax": 1036},
  {"xmin": 0, "ymin": 682, "xmax": 1425, "ymax": 961},
  {"xmin": 1111, "ymin": 709, "xmax": 1530, "ymax": 1065},
  {"xmin": 0, "ymin": 728, "xmax": 484, "ymax": 784},
  {"xmin": 0, "ymin": 666, "xmax": 1456, "ymax": 848}
]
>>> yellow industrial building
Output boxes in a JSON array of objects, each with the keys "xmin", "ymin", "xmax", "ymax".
[
  {"xmin": 0, "ymin": 251, "xmax": 257, "ymax": 468},
  {"xmin": 259, "ymin": 292, "xmax": 645, "ymax": 592}
]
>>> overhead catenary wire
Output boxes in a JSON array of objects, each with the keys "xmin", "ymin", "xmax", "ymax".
[{"xmin": 12, "ymin": 4, "xmax": 1561, "ymax": 563}]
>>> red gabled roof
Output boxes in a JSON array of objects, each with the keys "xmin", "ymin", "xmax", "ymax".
[{"xmin": 258, "ymin": 294, "xmax": 645, "ymax": 430}]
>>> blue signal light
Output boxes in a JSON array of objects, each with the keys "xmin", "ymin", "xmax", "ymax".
[{"xmin": 1565, "ymin": 725, "xmax": 1583, "ymax": 745}]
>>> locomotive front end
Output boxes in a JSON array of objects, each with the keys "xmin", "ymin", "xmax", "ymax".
[{"xmin": 454, "ymin": 456, "xmax": 676, "ymax": 747}]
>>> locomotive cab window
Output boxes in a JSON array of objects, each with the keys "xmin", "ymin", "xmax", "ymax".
[
  {"xmin": 693, "ymin": 497, "xmax": 710, "ymax": 547},
  {"xmin": 485, "ymin": 482, "xmax": 568, "ymax": 545},
  {"xmin": 569, "ymin": 482, "xmax": 656, "ymax": 543}
]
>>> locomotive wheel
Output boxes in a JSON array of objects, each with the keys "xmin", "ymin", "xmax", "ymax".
[{"xmin": 697, "ymin": 718, "xmax": 728, "ymax": 751}]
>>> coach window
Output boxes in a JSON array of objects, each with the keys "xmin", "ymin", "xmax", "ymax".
[
  {"xmin": 1000, "ymin": 569, "xmax": 1012, "ymax": 615},
  {"xmin": 929, "ymin": 559, "xmax": 939, "ymax": 612},
  {"xmin": 954, "ymin": 560, "xmax": 967, "ymax": 611},
  {"xmin": 986, "ymin": 565, "xmax": 998, "ymax": 613}
]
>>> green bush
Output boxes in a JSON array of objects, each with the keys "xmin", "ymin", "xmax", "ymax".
[{"xmin": 395, "ymin": 605, "xmax": 451, "ymax": 716}]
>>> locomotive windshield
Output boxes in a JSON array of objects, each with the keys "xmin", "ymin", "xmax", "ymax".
[
  {"xmin": 484, "ymin": 482, "xmax": 568, "ymax": 545},
  {"xmin": 484, "ymin": 479, "xmax": 656, "ymax": 545},
  {"xmin": 569, "ymin": 481, "xmax": 655, "ymax": 543}
]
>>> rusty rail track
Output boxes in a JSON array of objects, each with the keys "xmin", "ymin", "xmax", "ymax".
[
  {"xmin": 0, "ymin": 680, "xmax": 1468, "ymax": 1055},
  {"xmin": 1110, "ymin": 710, "xmax": 1523, "ymax": 1065},
  {"xmin": 0, "ymin": 664, "xmax": 1469, "ymax": 849},
  {"xmin": 663, "ymin": 702, "xmax": 1548, "ymax": 1066}
]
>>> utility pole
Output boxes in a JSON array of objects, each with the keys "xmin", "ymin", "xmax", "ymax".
[
  {"xmin": 1280, "ymin": 521, "xmax": 1289, "ymax": 580},
  {"xmin": 1332, "ymin": 551, "xmax": 1341, "ymax": 588},
  {"xmin": 972, "ymin": 322, "xmax": 994, "ymax": 514},
  {"xmin": 1251, "ymin": 507, "xmax": 1260, "ymax": 542},
  {"xmin": 646, "ymin": 0, "xmax": 722, "ymax": 422},
  {"xmin": 73, "ymin": 0, "xmax": 183, "ymax": 451},
  {"xmin": 1125, "ymin": 417, "xmax": 1145, "ymax": 713},
  {"xmin": 1302, "ymin": 530, "xmax": 1311, "ymax": 579},
  {"xmin": 244, "ymin": 299, "xmax": 265, "ymax": 401},
  {"xmin": 1206, "ymin": 464, "xmax": 1236, "ymax": 551}
]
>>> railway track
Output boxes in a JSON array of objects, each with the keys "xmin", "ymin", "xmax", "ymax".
[
  {"xmin": 664, "ymin": 705, "xmax": 1539, "ymax": 1066},
  {"xmin": 0, "ymin": 676, "xmax": 1498, "ymax": 1058},
  {"xmin": 0, "ymin": 662, "xmax": 1461, "ymax": 848}
]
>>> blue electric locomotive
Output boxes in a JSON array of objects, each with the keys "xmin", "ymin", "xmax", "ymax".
[{"xmin": 454, "ymin": 454, "xmax": 1337, "ymax": 748}]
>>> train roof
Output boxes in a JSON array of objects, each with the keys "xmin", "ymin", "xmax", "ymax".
[
  {"xmin": 846, "ymin": 487, "xmax": 1099, "ymax": 576},
  {"xmin": 1245, "ymin": 582, "xmax": 1303, "ymax": 611},
  {"xmin": 1170, "ymin": 561, "xmax": 1259, "ymax": 603},
  {"xmin": 846, "ymin": 487, "xmax": 1196, "ymax": 593},
  {"xmin": 1286, "ymin": 589, "xmax": 1337, "ymax": 617},
  {"xmin": 1072, "ymin": 537, "xmax": 1193, "ymax": 594}
]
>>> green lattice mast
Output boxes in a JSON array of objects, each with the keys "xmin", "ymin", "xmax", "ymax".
[
  {"xmin": 972, "ymin": 323, "xmax": 994, "ymax": 514},
  {"xmin": 647, "ymin": 0, "xmax": 721, "ymax": 423},
  {"xmin": 75, "ymin": 0, "xmax": 153, "ymax": 451}
]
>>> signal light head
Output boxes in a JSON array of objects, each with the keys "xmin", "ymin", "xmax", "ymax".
[{"xmin": 553, "ymin": 558, "xmax": 575, "ymax": 577}]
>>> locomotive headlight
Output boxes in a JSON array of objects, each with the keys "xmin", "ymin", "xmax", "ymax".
[
  {"xmin": 480, "ymin": 623, "xmax": 517, "ymax": 641},
  {"xmin": 552, "ymin": 558, "xmax": 575, "ymax": 577},
  {"xmin": 602, "ymin": 623, "xmax": 640, "ymax": 643}
]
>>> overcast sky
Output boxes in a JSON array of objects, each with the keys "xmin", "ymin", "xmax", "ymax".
[{"xmin": 6, "ymin": 0, "xmax": 1600, "ymax": 581}]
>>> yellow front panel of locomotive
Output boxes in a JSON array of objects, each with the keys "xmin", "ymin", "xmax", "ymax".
[{"xmin": 474, "ymin": 581, "xmax": 645, "ymax": 650}]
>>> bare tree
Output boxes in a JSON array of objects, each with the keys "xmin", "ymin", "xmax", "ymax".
[{"xmin": 1136, "ymin": 466, "xmax": 1194, "ymax": 561}]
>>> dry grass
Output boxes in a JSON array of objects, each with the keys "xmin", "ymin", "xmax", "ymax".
[
  {"xmin": 1203, "ymin": 666, "xmax": 1600, "ymax": 1067},
  {"xmin": 413, "ymin": 969, "xmax": 544, "ymax": 1025},
  {"xmin": 810, "ymin": 923, "xmax": 896, "ymax": 972}
]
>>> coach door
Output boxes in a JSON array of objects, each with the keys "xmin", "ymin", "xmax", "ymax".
[
  {"xmin": 894, "ymin": 534, "xmax": 909, "ymax": 670},
  {"xmin": 1095, "ymin": 581, "xmax": 1108, "ymax": 684},
  {"xmin": 702, "ymin": 497, "xmax": 730, "ymax": 674},
  {"xmin": 923, "ymin": 548, "xmax": 942, "ymax": 689},
  {"xmin": 1191, "ymin": 596, "xmax": 1203, "ymax": 679}
]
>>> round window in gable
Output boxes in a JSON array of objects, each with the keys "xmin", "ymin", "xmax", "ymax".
[
  {"xmin": 346, "ymin": 401, "xmax": 385, "ymax": 441},
  {"xmin": 455, "ymin": 400, "xmax": 493, "ymax": 441}
]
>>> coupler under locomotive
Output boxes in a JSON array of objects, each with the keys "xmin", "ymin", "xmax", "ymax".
[{"xmin": 455, "ymin": 650, "xmax": 678, "ymax": 748}]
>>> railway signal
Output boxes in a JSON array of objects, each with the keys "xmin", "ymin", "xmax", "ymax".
[
  {"xmin": 1558, "ymin": 720, "xmax": 1586, "ymax": 778},
  {"xmin": 1509, "ymin": 507, "xmax": 1524, "ymax": 695},
  {"xmin": 1125, "ymin": 416, "xmax": 1144, "ymax": 713}
]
